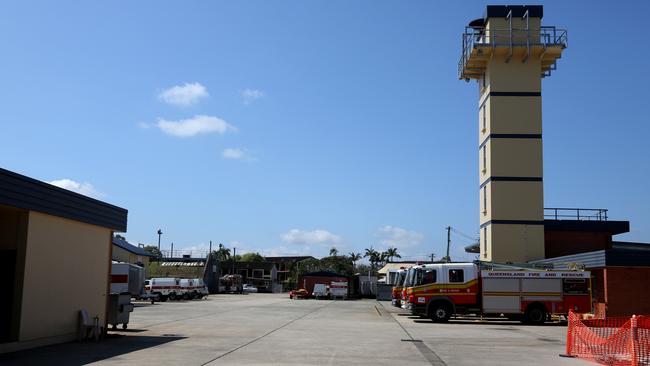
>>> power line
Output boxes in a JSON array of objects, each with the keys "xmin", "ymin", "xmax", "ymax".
[{"xmin": 450, "ymin": 227, "xmax": 479, "ymax": 242}]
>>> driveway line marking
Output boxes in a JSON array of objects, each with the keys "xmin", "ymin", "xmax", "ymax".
[
  {"xmin": 376, "ymin": 301, "xmax": 448, "ymax": 366},
  {"xmin": 201, "ymin": 302, "xmax": 333, "ymax": 365}
]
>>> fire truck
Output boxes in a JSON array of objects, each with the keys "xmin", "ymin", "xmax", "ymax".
[
  {"xmin": 403, "ymin": 262, "xmax": 591, "ymax": 325},
  {"xmin": 391, "ymin": 269, "xmax": 407, "ymax": 307}
]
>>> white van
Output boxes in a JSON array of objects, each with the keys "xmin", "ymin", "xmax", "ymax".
[
  {"xmin": 179, "ymin": 278, "xmax": 209, "ymax": 299},
  {"xmin": 329, "ymin": 281, "xmax": 348, "ymax": 299},
  {"xmin": 312, "ymin": 283, "xmax": 329, "ymax": 299},
  {"xmin": 193, "ymin": 278, "xmax": 209, "ymax": 298},
  {"xmin": 145, "ymin": 277, "xmax": 183, "ymax": 301}
]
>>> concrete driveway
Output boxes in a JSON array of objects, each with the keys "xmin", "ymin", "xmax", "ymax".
[{"xmin": 0, "ymin": 293, "xmax": 590, "ymax": 365}]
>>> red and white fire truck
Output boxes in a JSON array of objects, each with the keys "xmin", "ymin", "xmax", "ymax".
[{"xmin": 403, "ymin": 262, "xmax": 591, "ymax": 324}]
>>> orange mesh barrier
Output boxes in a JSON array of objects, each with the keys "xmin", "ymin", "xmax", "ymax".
[{"xmin": 566, "ymin": 311, "xmax": 650, "ymax": 366}]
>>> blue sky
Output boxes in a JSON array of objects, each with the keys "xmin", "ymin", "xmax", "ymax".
[{"xmin": 1, "ymin": 1, "xmax": 649, "ymax": 260}]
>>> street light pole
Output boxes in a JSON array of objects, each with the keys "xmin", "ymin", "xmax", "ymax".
[{"xmin": 157, "ymin": 229, "xmax": 163, "ymax": 256}]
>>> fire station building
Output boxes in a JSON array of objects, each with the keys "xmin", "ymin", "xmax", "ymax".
[{"xmin": 0, "ymin": 167, "xmax": 127, "ymax": 353}]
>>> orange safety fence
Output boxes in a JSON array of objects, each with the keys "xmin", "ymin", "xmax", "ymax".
[{"xmin": 566, "ymin": 310, "xmax": 650, "ymax": 366}]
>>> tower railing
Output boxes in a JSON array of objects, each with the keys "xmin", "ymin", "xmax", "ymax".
[
  {"xmin": 544, "ymin": 208, "xmax": 608, "ymax": 221},
  {"xmin": 458, "ymin": 26, "xmax": 568, "ymax": 79}
]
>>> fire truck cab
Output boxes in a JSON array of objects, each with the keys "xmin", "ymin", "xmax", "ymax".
[
  {"xmin": 405, "ymin": 262, "xmax": 591, "ymax": 325},
  {"xmin": 391, "ymin": 269, "xmax": 407, "ymax": 307}
]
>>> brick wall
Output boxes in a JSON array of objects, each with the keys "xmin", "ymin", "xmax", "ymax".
[
  {"xmin": 545, "ymin": 230, "xmax": 611, "ymax": 258},
  {"xmin": 604, "ymin": 267, "xmax": 650, "ymax": 316}
]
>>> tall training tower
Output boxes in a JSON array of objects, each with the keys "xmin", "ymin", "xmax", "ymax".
[{"xmin": 458, "ymin": 5, "xmax": 567, "ymax": 263}]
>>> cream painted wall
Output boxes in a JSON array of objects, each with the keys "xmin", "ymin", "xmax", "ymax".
[
  {"xmin": 487, "ymin": 58, "xmax": 541, "ymax": 92},
  {"xmin": 485, "ymin": 17, "xmax": 541, "ymax": 51},
  {"xmin": 112, "ymin": 245, "xmax": 149, "ymax": 273},
  {"xmin": 486, "ymin": 17, "xmax": 541, "ymax": 32},
  {"xmin": 488, "ymin": 97, "xmax": 542, "ymax": 136},
  {"xmin": 489, "ymin": 224, "xmax": 545, "ymax": 263},
  {"xmin": 490, "ymin": 139, "xmax": 543, "ymax": 177},
  {"xmin": 490, "ymin": 181, "xmax": 544, "ymax": 221},
  {"xmin": 19, "ymin": 211, "xmax": 111, "ymax": 342}
]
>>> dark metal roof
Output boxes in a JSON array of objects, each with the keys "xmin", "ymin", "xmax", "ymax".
[
  {"xmin": 0, "ymin": 167, "xmax": 127, "ymax": 231},
  {"xmin": 612, "ymin": 241, "xmax": 650, "ymax": 251},
  {"xmin": 112, "ymin": 236, "xmax": 154, "ymax": 257},
  {"xmin": 544, "ymin": 219, "xmax": 630, "ymax": 235},
  {"xmin": 485, "ymin": 5, "xmax": 543, "ymax": 19}
]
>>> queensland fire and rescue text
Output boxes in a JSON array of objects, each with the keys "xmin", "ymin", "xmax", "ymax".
[{"xmin": 394, "ymin": 263, "xmax": 591, "ymax": 325}]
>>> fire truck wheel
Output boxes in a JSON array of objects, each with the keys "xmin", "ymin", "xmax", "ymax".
[
  {"xmin": 524, "ymin": 305, "xmax": 547, "ymax": 325},
  {"xmin": 429, "ymin": 302, "xmax": 452, "ymax": 323},
  {"xmin": 169, "ymin": 293, "xmax": 177, "ymax": 301},
  {"xmin": 159, "ymin": 295, "xmax": 168, "ymax": 302}
]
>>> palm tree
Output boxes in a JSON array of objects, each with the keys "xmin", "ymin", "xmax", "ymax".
[
  {"xmin": 212, "ymin": 245, "xmax": 231, "ymax": 261},
  {"xmin": 364, "ymin": 247, "xmax": 379, "ymax": 270},
  {"xmin": 348, "ymin": 252, "xmax": 362, "ymax": 268},
  {"xmin": 379, "ymin": 251, "xmax": 389, "ymax": 266},
  {"xmin": 385, "ymin": 247, "xmax": 401, "ymax": 262},
  {"xmin": 329, "ymin": 247, "xmax": 339, "ymax": 257}
]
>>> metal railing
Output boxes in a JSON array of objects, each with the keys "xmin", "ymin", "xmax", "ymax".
[
  {"xmin": 458, "ymin": 26, "xmax": 568, "ymax": 78},
  {"xmin": 544, "ymin": 208, "xmax": 608, "ymax": 221},
  {"xmin": 160, "ymin": 249, "xmax": 210, "ymax": 259}
]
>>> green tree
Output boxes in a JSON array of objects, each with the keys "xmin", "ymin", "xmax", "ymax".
[
  {"xmin": 320, "ymin": 255, "xmax": 354, "ymax": 277},
  {"xmin": 143, "ymin": 245, "xmax": 162, "ymax": 259},
  {"xmin": 240, "ymin": 252, "xmax": 265, "ymax": 262},
  {"xmin": 364, "ymin": 247, "xmax": 380, "ymax": 271},
  {"xmin": 385, "ymin": 247, "xmax": 401, "ymax": 262},
  {"xmin": 348, "ymin": 252, "xmax": 362, "ymax": 268},
  {"xmin": 211, "ymin": 246, "xmax": 231, "ymax": 262},
  {"xmin": 329, "ymin": 247, "xmax": 339, "ymax": 257}
]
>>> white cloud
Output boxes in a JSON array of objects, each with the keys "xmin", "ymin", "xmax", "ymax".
[
  {"xmin": 158, "ymin": 82, "xmax": 208, "ymax": 107},
  {"xmin": 48, "ymin": 179, "xmax": 104, "ymax": 199},
  {"xmin": 376, "ymin": 226, "xmax": 424, "ymax": 249},
  {"xmin": 240, "ymin": 88, "xmax": 264, "ymax": 104},
  {"xmin": 156, "ymin": 115, "xmax": 236, "ymax": 137},
  {"xmin": 281, "ymin": 229, "xmax": 342, "ymax": 246},
  {"xmin": 222, "ymin": 148, "xmax": 244, "ymax": 159},
  {"xmin": 222, "ymin": 148, "xmax": 257, "ymax": 161}
]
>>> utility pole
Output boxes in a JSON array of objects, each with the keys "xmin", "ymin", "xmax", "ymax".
[
  {"xmin": 430, "ymin": 253, "xmax": 435, "ymax": 262},
  {"xmin": 171, "ymin": 242, "xmax": 174, "ymax": 258},
  {"xmin": 232, "ymin": 247, "xmax": 236, "ymax": 275},
  {"xmin": 446, "ymin": 226, "xmax": 451, "ymax": 263},
  {"xmin": 209, "ymin": 240, "xmax": 212, "ymax": 256}
]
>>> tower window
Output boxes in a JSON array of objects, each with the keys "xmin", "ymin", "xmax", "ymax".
[
  {"xmin": 482, "ymin": 145, "xmax": 487, "ymax": 174},
  {"xmin": 482, "ymin": 186, "xmax": 487, "ymax": 215},
  {"xmin": 483, "ymin": 227, "xmax": 488, "ymax": 258},
  {"xmin": 482, "ymin": 106, "xmax": 486, "ymax": 133}
]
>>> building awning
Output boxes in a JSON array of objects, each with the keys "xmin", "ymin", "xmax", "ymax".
[
  {"xmin": 377, "ymin": 263, "xmax": 418, "ymax": 274},
  {"xmin": 0, "ymin": 167, "xmax": 127, "ymax": 231}
]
